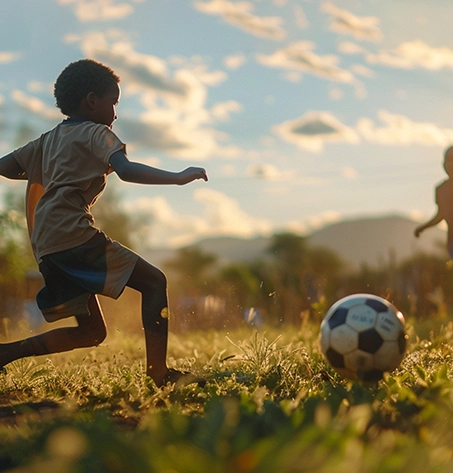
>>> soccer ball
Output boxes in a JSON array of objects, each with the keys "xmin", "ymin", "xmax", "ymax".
[{"xmin": 320, "ymin": 294, "xmax": 407, "ymax": 381}]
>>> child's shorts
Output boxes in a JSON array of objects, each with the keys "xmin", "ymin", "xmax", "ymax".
[{"xmin": 36, "ymin": 231, "xmax": 139, "ymax": 323}]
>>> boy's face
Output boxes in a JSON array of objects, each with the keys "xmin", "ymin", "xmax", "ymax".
[
  {"xmin": 93, "ymin": 83, "xmax": 120, "ymax": 128},
  {"xmin": 445, "ymin": 160, "xmax": 453, "ymax": 177}
]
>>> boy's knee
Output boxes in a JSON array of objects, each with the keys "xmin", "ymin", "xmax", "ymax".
[
  {"xmin": 91, "ymin": 323, "xmax": 107, "ymax": 345},
  {"xmin": 142, "ymin": 267, "xmax": 167, "ymax": 293},
  {"xmin": 128, "ymin": 259, "xmax": 168, "ymax": 294},
  {"xmin": 154, "ymin": 269, "xmax": 167, "ymax": 289},
  {"xmin": 78, "ymin": 324, "xmax": 106, "ymax": 347},
  {"xmin": 76, "ymin": 314, "xmax": 107, "ymax": 347}
]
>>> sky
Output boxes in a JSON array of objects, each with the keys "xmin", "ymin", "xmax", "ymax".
[{"xmin": 1, "ymin": 0, "xmax": 453, "ymax": 250}]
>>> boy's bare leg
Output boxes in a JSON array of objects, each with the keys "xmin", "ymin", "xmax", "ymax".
[
  {"xmin": 143, "ymin": 329, "xmax": 168, "ymax": 385},
  {"xmin": 125, "ymin": 258, "xmax": 169, "ymax": 386},
  {"xmin": 0, "ymin": 295, "xmax": 106, "ymax": 367}
]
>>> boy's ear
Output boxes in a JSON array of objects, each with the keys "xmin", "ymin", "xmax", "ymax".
[{"xmin": 85, "ymin": 92, "xmax": 97, "ymax": 110}]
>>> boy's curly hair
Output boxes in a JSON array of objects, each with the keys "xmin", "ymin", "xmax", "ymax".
[{"xmin": 54, "ymin": 59, "xmax": 120, "ymax": 116}]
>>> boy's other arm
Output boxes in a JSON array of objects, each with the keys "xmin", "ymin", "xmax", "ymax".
[
  {"xmin": 110, "ymin": 150, "xmax": 208, "ymax": 185},
  {"xmin": 0, "ymin": 153, "xmax": 27, "ymax": 180},
  {"xmin": 414, "ymin": 209, "xmax": 443, "ymax": 237}
]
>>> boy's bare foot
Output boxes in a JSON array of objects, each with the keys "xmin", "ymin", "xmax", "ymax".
[{"xmin": 158, "ymin": 368, "xmax": 206, "ymax": 389}]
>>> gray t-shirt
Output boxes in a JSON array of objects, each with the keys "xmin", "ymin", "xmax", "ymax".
[{"xmin": 13, "ymin": 120, "xmax": 124, "ymax": 261}]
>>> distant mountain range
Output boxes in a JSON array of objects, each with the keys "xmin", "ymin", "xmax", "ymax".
[
  {"xmin": 308, "ymin": 215, "xmax": 446, "ymax": 268},
  {"xmin": 144, "ymin": 215, "xmax": 448, "ymax": 270}
]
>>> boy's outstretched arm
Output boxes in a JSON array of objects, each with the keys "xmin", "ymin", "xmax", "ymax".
[
  {"xmin": 110, "ymin": 150, "xmax": 208, "ymax": 185},
  {"xmin": 0, "ymin": 153, "xmax": 27, "ymax": 180}
]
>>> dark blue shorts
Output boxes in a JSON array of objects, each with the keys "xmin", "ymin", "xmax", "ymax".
[{"xmin": 37, "ymin": 231, "xmax": 138, "ymax": 322}]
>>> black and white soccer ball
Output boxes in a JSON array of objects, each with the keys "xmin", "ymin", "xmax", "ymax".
[{"xmin": 320, "ymin": 294, "xmax": 407, "ymax": 381}]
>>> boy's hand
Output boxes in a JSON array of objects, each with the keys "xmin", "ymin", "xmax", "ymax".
[
  {"xmin": 0, "ymin": 153, "xmax": 27, "ymax": 180},
  {"xmin": 414, "ymin": 226, "xmax": 425, "ymax": 238},
  {"xmin": 178, "ymin": 167, "xmax": 208, "ymax": 185}
]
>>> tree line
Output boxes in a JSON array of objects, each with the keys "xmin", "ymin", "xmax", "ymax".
[
  {"xmin": 0, "ymin": 188, "xmax": 451, "ymax": 334},
  {"xmin": 163, "ymin": 233, "xmax": 453, "ymax": 331}
]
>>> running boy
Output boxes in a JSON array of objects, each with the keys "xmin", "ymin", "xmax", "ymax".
[
  {"xmin": 415, "ymin": 146, "xmax": 453, "ymax": 257},
  {"xmin": 0, "ymin": 59, "xmax": 208, "ymax": 387}
]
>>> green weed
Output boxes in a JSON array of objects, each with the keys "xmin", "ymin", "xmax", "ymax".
[{"xmin": 1, "ymin": 323, "xmax": 453, "ymax": 472}]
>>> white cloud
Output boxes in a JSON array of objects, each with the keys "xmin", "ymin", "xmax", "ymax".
[
  {"xmin": 125, "ymin": 189, "xmax": 271, "ymax": 247},
  {"xmin": 210, "ymin": 100, "xmax": 243, "ymax": 121},
  {"xmin": 248, "ymin": 163, "xmax": 327, "ymax": 188},
  {"xmin": 220, "ymin": 163, "xmax": 237, "ymax": 176},
  {"xmin": 285, "ymin": 220, "xmax": 309, "ymax": 235},
  {"xmin": 283, "ymin": 71, "xmax": 302, "ymax": 83},
  {"xmin": 224, "ymin": 54, "xmax": 247, "ymax": 70},
  {"xmin": 367, "ymin": 40, "xmax": 453, "ymax": 70},
  {"xmin": 116, "ymin": 114, "xmax": 240, "ymax": 160},
  {"xmin": 286, "ymin": 210, "xmax": 342, "ymax": 235},
  {"xmin": 341, "ymin": 166, "xmax": 359, "ymax": 180},
  {"xmin": 338, "ymin": 41, "xmax": 366, "ymax": 55},
  {"xmin": 307, "ymin": 210, "xmax": 342, "ymax": 230},
  {"xmin": 273, "ymin": 111, "xmax": 360, "ymax": 152},
  {"xmin": 328, "ymin": 87, "xmax": 344, "ymax": 101},
  {"xmin": 340, "ymin": 39, "xmax": 453, "ymax": 71},
  {"xmin": 321, "ymin": 2, "xmax": 382, "ymax": 42},
  {"xmin": 191, "ymin": 65, "xmax": 227, "ymax": 86},
  {"xmin": 71, "ymin": 31, "xmax": 224, "ymax": 107},
  {"xmin": 67, "ymin": 31, "xmax": 241, "ymax": 159},
  {"xmin": 124, "ymin": 195, "xmax": 207, "ymax": 248},
  {"xmin": 256, "ymin": 41, "xmax": 361, "ymax": 90},
  {"xmin": 11, "ymin": 90, "xmax": 62, "ymax": 122},
  {"xmin": 169, "ymin": 57, "xmax": 228, "ymax": 87},
  {"xmin": 356, "ymin": 110, "xmax": 453, "ymax": 146},
  {"xmin": 0, "ymin": 52, "xmax": 21, "ymax": 64},
  {"xmin": 58, "ymin": 0, "xmax": 135, "ymax": 22},
  {"xmin": 294, "ymin": 5, "xmax": 308, "ymax": 29},
  {"xmin": 27, "ymin": 81, "xmax": 54, "ymax": 95},
  {"xmin": 247, "ymin": 163, "xmax": 294, "ymax": 181},
  {"xmin": 409, "ymin": 209, "xmax": 424, "ymax": 222},
  {"xmin": 194, "ymin": 0, "xmax": 287, "ymax": 40},
  {"xmin": 81, "ymin": 38, "xmax": 203, "ymax": 107},
  {"xmin": 273, "ymin": 109, "xmax": 453, "ymax": 151},
  {"xmin": 350, "ymin": 64, "xmax": 374, "ymax": 78},
  {"xmin": 194, "ymin": 188, "xmax": 272, "ymax": 238}
]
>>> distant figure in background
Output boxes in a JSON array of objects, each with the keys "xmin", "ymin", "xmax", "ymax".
[
  {"xmin": 415, "ymin": 146, "xmax": 453, "ymax": 258},
  {"xmin": 0, "ymin": 59, "xmax": 207, "ymax": 388}
]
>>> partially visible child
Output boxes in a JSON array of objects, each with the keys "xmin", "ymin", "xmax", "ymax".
[
  {"xmin": 415, "ymin": 146, "xmax": 453, "ymax": 257},
  {"xmin": 0, "ymin": 59, "xmax": 208, "ymax": 387}
]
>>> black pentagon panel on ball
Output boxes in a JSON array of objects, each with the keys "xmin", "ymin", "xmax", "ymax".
[
  {"xmin": 359, "ymin": 369, "xmax": 384, "ymax": 382},
  {"xmin": 328, "ymin": 307, "xmax": 348, "ymax": 329},
  {"xmin": 326, "ymin": 348, "xmax": 345, "ymax": 368},
  {"xmin": 358, "ymin": 328, "xmax": 384, "ymax": 353},
  {"xmin": 365, "ymin": 298, "xmax": 387, "ymax": 313}
]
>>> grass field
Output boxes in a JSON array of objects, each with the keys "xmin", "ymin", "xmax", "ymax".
[{"xmin": 1, "ymin": 314, "xmax": 453, "ymax": 473}]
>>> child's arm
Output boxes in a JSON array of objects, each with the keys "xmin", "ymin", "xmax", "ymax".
[
  {"xmin": 414, "ymin": 209, "xmax": 443, "ymax": 237},
  {"xmin": 110, "ymin": 150, "xmax": 208, "ymax": 185},
  {"xmin": 0, "ymin": 153, "xmax": 27, "ymax": 180}
]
